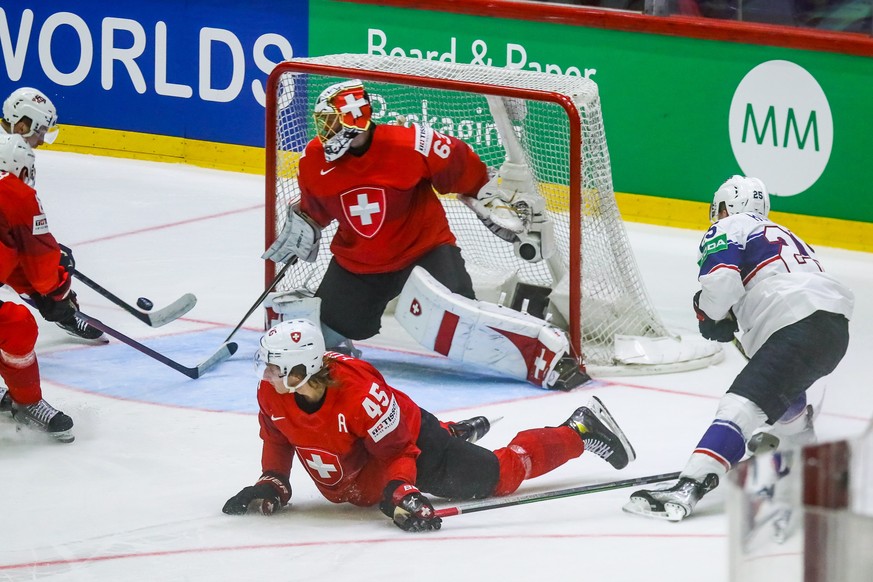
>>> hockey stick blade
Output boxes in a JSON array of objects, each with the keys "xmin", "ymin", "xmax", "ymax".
[
  {"xmin": 434, "ymin": 471, "xmax": 682, "ymax": 518},
  {"xmin": 73, "ymin": 269, "xmax": 197, "ymax": 328},
  {"xmin": 76, "ymin": 313, "xmax": 238, "ymax": 379}
]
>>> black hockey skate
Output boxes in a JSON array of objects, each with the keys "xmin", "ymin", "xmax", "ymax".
[
  {"xmin": 447, "ymin": 416, "xmax": 493, "ymax": 444},
  {"xmin": 0, "ymin": 388, "xmax": 11, "ymax": 413},
  {"xmin": 624, "ymin": 474, "xmax": 719, "ymax": 522},
  {"xmin": 545, "ymin": 355, "xmax": 590, "ymax": 391},
  {"xmin": 56, "ymin": 312, "xmax": 107, "ymax": 343},
  {"xmin": 12, "ymin": 399, "xmax": 75, "ymax": 443},
  {"xmin": 564, "ymin": 396, "xmax": 636, "ymax": 470}
]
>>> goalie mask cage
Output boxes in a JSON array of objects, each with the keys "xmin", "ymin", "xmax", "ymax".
[{"xmin": 266, "ymin": 54, "xmax": 718, "ymax": 372}]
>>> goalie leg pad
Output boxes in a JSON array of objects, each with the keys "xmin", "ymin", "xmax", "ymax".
[
  {"xmin": 395, "ymin": 267, "xmax": 571, "ymax": 388},
  {"xmin": 266, "ymin": 290, "xmax": 321, "ymax": 320}
]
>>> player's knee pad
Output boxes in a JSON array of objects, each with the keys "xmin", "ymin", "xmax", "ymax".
[
  {"xmin": 768, "ymin": 392, "xmax": 818, "ymax": 448},
  {"xmin": 714, "ymin": 393, "xmax": 769, "ymax": 440},
  {"xmin": 394, "ymin": 266, "xmax": 571, "ymax": 388},
  {"xmin": 0, "ymin": 301, "xmax": 38, "ymax": 358},
  {"xmin": 492, "ymin": 447, "xmax": 527, "ymax": 497}
]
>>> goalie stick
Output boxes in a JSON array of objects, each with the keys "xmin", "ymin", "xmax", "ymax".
[
  {"xmin": 75, "ymin": 312, "xmax": 237, "ymax": 379},
  {"xmin": 434, "ymin": 471, "xmax": 682, "ymax": 518},
  {"xmin": 72, "ymin": 269, "xmax": 196, "ymax": 328},
  {"xmin": 224, "ymin": 258, "xmax": 296, "ymax": 343}
]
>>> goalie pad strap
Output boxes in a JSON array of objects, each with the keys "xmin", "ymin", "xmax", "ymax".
[{"xmin": 395, "ymin": 267, "xmax": 570, "ymax": 388}]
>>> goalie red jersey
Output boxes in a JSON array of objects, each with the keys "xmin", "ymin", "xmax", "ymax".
[
  {"xmin": 256, "ymin": 353, "xmax": 423, "ymax": 506},
  {"xmin": 298, "ymin": 123, "xmax": 488, "ymax": 274}
]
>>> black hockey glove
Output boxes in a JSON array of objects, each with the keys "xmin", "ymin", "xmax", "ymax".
[
  {"xmin": 58, "ymin": 243, "xmax": 76, "ymax": 274},
  {"xmin": 380, "ymin": 480, "xmax": 441, "ymax": 532},
  {"xmin": 29, "ymin": 269, "xmax": 76, "ymax": 322},
  {"xmin": 693, "ymin": 290, "xmax": 738, "ymax": 343},
  {"xmin": 222, "ymin": 473, "xmax": 291, "ymax": 516}
]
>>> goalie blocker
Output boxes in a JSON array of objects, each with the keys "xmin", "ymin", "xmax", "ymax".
[{"xmin": 395, "ymin": 267, "xmax": 588, "ymax": 390}]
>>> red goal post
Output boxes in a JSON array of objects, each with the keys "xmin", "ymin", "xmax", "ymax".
[{"xmin": 264, "ymin": 54, "xmax": 720, "ymax": 373}]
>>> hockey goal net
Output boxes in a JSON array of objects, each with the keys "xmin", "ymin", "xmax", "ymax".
[{"xmin": 265, "ymin": 54, "xmax": 719, "ymax": 371}]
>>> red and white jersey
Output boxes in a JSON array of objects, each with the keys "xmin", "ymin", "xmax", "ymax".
[
  {"xmin": 0, "ymin": 171, "xmax": 64, "ymax": 295},
  {"xmin": 298, "ymin": 123, "xmax": 488, "ymax": 274},
  {"xmin": 257, "ymin": 353, "xmax": 423, "ymax": 507}
]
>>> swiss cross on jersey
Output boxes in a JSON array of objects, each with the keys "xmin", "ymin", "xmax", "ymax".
[
  {"xmin": 296, "ymin": 447, "xmax": 344, "ymax": 486},
  {"xmin": 341, "ymin": 187, "xmax": 386, "ymax": 238}
]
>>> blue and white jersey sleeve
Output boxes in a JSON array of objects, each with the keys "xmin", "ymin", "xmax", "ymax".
[{"xmin": 696, "ymin": 213, "xmax": 853, "ymax": 356}]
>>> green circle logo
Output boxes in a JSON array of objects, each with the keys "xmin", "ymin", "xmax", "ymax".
[{"xmin": 729, "ymin": 60, "xmax": 832, "ymax": 197}]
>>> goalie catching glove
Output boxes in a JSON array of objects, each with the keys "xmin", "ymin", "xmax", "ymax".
[
  {"xmin": 380, "ymin": 480, "xmax": 441, "ymax": 532},
  {"xmin": 459, "ymin": 173, "xmax": 524, "ymax": 243},
  {"xmin": 459, "ymin": 164, "xmax": 554, "ymax": 262},
  {"xmin": 693, "ymin": 290, "xmax": 738, "ymax": 342},
  {"xmin": 222, "ymin": 473, "xmax": 292, "ymax": 516},
  {"xmin": 262, "ymin": 205, "xmax": 322, "ymax": 264}
]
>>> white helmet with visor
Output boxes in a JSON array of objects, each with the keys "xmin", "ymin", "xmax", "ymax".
[
  {"xmin": 255, "ymin": 318, "xmax": 326, "ymax": 392},
  {"xmin": 3, "ymin": 88, "xmax": 59, "ymax": 146}
]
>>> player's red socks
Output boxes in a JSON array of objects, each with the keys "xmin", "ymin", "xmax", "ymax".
[{"xmin": 491, "ymin": 426, "xmax": 584, "ymax": 496}]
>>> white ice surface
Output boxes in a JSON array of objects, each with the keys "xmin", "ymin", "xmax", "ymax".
[{"xmin": 1, "ymin": 151, "xmax": 870, "ymax": 581}]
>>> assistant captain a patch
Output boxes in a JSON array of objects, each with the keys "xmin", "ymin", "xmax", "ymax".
[
  {"xmin": 340, "ymin": 187, "xmax": 386, "ymax": 238},
  {"xmin": 32, "ymin": 213, "xmax": 49, "ymax": 235}
]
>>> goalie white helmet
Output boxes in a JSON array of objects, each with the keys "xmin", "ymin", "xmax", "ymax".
[
  {"xmin": 313, "ymin": 79, "xmax": 372, "ymax": 162},
  {"xmin": 255, "ymin": 318, "xmax": 326, "ymax": 391},
  {"xmin": 2, "ymin": 87, "xmax": 59, "ymax": 147},
  {"xmin": 0, "ymin": 133, "xmax": 36, "ymax": 187},
  {"xmin": 710, "ymin": 175, "xmax": 770, "ymax": 223}
]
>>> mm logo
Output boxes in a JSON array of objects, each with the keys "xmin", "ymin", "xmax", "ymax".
[{"xmin": 729, "ymin": 60, "xmax": 832, "ymax": 197}]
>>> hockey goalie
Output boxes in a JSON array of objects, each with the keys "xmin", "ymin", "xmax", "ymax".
[{"xmin": 262, "ymin": 80, "xmax": 587, "ymax": 391}]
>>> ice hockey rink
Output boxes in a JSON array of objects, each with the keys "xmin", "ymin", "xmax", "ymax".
[{"xmin": 1, "ymin": 150, "xmax": 871, "ymax": 582}]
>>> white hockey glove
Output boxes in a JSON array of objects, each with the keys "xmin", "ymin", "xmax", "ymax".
[
  {"xmin": 460, "ymin": 163, "xmax": 555, "ymax": 262},
  {"xmin": 512, "ymin": 193, "xmax": 556, "ymax": 263},
  {"xmin": 459, "ymin": 173, "xmax": 525, "ymax": 243},
  {"xmin": 262, "ymin": 206, "xmax": 322, "ymax": 264}
]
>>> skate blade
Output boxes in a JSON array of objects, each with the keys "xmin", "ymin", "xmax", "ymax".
[
  {"xmin": 622, "ymin": 497, "xmax": 687, "ymax": 522},
  {"xmin": 51, "ymin": 430, "xmax": 75, "ymax": 443},
  {"xmin": 63, "ymin": 332, "xmax": 110, "ymax": 345},
  {"xmin": 587, "ymin": 396, "xmax": 637, "ymax": 464},
  {"xmin": 13, "ymin": 421, "xmax": 75, "ymax": 443}
]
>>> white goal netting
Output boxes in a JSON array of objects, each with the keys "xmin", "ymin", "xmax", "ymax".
[{"xmin": 266, "ymin": 54, "xmax": 719, "ymax": 371}]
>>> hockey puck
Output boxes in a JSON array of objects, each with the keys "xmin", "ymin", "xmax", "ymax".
[{"xmin": 136, "ymin": 297, "xmax": 154, "ymax": 311}]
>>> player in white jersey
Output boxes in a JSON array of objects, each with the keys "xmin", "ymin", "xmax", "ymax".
[{"xmin": 624, "ymin": 175, "xmax": 853, "ymax": 521}]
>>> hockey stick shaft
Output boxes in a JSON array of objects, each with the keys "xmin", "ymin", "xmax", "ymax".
[
  {"xmin": 224, "ymin": 258, "xmax": 296, "ymax": 343},
  {"xmin": 732, "ymin": 337, "xmax": 750, "ymax": 361},
  {"xmin": 72, "ymin": 269, "xmax": 196, "ymax": 327},
  {"xmin": 434, "ymin": 471, "xmax": 682, "ymax": 518},
  {"xmin": 76, "ymin": 313, "xmax": 238, "ymax": 379}
]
